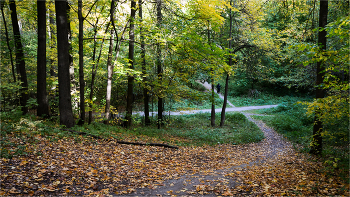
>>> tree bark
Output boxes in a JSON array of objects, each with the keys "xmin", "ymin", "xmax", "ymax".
[
  {"xmin": 66, "ymin": 2, "xmax": 77, "ymax": 113},
  {"xmin": 211, "ymin": 75, "xmax": 215, "ymax": 127},
  {"xmin": 9, "ymin": 0, "xmax": 28, "ymax": 115},
  {"xmin": 78, "ymin": 0, "xmax": 85, "ymax": 125},
  {"xmin": 89, "ymin": 38, "xmax": 105, "ymax": 124},
  {"xmin": 156, "ymin": 0, "xmax": 163, "ymax": 129},
  {"xmin": 139, "ymin": 0, "xmax": 150, "ymax": 126},
  {"xmin": 310, "ymin": 0, "xmax": 328, "ymax": 155},
  {"xmin": 37, "ymin": 0, "xmax": 50, "ymax": 117},
  {"xmin": 1, "ymin": 2, "xmax": 16, "ymax": 83},
  {"xmin": 55, "ymin": 0, "xmax": 75, "ymax": 128},
  {"xmin": 125, "ymin": 0, "xmax": 136, "ymax": 128},
  {"xmin": 89, "ymin": 18, "xmax": 100, "ymax": 124},
  {"xmin": 49, "ymin": 9, "xmax": 56, "ymax": 77},
  {"xmin": 220, "ymin": 4, "xmax": 233, "ymax": 127},
  {"xmin": 104, "ymin": 0, "xmax": 115, "ymax": 123}
]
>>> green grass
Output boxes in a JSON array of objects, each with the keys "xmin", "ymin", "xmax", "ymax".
[
  {"xmin": 166, "ymin": 94, "xmax": 224, "ymax": 111},
  {"xmin": 0, "ymin": 110, "xmax": 264, "ymax": 159},
  {"xmin": 132, "ymin": 112, "xmax": 264, "ymax": 146},
  {"xmin": 228, "ymin": 93, "xmax": 312, "ymax": 107},
  {"xmin": 252, "ymin": 102, "xmax": 349, "ymax": 179}
]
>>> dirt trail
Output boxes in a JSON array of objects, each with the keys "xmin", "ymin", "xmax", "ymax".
[
  {"xmin": 119, "ymin": 84, "xmax": 292, "ymax": 196},
  {"xmin": 122, "ymin": 113, "xmax": 294, "ymax": 196},
  {"xmin": 199, "ymin": 81, "xmax": 236, "ymax": 107}
]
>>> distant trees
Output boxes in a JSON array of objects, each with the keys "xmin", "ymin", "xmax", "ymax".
[{"xmin": 0, "ymin": 0, "xmax": 347, "ymax": 139}]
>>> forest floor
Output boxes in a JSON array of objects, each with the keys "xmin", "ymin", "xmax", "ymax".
[
  {"xmin": 1, "ymin": 83, "xmax": 348, "ymax": 196},
  {"xmin": 1, "ymin": 112, "xmax": 348, "ymax": 196}
]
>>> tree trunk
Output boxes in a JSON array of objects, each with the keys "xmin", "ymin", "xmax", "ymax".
[
  {"xmin": 211, "ymin": 76, "xmax": 215, "ymax": 127},
  {"xmin": 207, "ymin": 22, "xmax": 215, "ymax": 127},
  {"xmin": 78, "ymin": 0, "xmax": 85, "ymax": 125},
  {"xmin": 9, "ymin": 0, "xmax": 28, "ymax": 115},
  {"xmin": 156, "ymin": 0, "xmax": 163, "ymax": 129},
  {"xmin": 139, "ymin": 0, "xmax": 150, "ymax": 126},
  {"xmin": 66, "ymin": 2, "xmax": 77, "ymax": 114},
  {"xmin": 125, "ymin": 0, "xmax": 136, "ymax": 128},
  {"xmin": 220, "ymin": 5, "xmax": 233, "ymax": 127},
  {"xmin": 1, "ymin": 3, "xmax": 16, "ymax": 82},
  {"xmin": 89, "ymin": 38, "xmax": 104, "ymax": 124},
  {"xmin": 310, "ymin": 0, "xmax": 328, "ymax": 155},
  {"xmin": 104, "ymin": 0, "xmax": 115, "ymax": 123},
  {"xmin": 37, "ymin": 0, "xmax": 50, "ymax": 117},
  {"xmin": 88, "ymin": 19, "xmax": 100, "ymax": 124},
  {"xmin": 49, "ymin": 9, "xmax": 56, "ymax": 77},
  {"xmin": 55, "ymin": 0, "xmax": 75, "ymax": 128}
]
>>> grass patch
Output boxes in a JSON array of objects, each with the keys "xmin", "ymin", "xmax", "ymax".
[
  {"xmin": 0, "ymin": 110, "xmax": 264, "ymax": 159},
  {"xmin": 166, "ymin": 94, "xmax": 224, "ymax": 111},
  {"xmin": 228, "ymin": 93, "xmax": 312, "ymax": 107},
  {"xmin": 253, "ymin": 102, "xmax": 349, "ymax": 181},
  {"xmin": 135, "ymin": 112, "xmax": 264, "ymax": 146}
]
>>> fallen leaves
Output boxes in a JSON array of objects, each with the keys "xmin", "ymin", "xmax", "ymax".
[{"xmin": 0, "ymin": 121, "xmax": 349, "ymax": 196}]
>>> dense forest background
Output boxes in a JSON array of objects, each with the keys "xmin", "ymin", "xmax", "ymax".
[
  {"xmin": 0, "ymin": 0, "xmax": 349, "ymax": 153},
  {"xmin": 0, "ymin": 0, "xmax": 349, "ymax": 195}
]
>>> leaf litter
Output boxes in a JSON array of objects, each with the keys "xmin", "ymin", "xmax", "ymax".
[{"xmin": 1, "ymin": 114, "xmax": 349, "ymax": 196}]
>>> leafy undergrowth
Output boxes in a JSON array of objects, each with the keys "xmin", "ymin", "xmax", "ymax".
[
  {"xmin": 228, "ymin": 94, "xmax": 312, "ymax": 107},
  {"xmin": 0, "ymin": 112, "xmax": 349, "ymax": 196},
  {"xmin": 131, "ymin": 112, "xmax": 264, "ymax": 146}
]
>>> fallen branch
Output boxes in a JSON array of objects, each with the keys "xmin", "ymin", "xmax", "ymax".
[{"xmin": 62, "ymin": 129, "xmax": 178, "ymax": 149}]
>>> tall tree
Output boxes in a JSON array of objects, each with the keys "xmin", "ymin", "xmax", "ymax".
[
  {"xmin": 125, "ymin": 0, "xmax": 136, "ymax": 128},
  {"xmin": 88, "ymin": 18, "xmax": 101, "ymax": 124},
  {"xmin": 310, "ymin": 0, "xmax": 328, "ymax": 155},
  {"xmin": 1, "ymin": 2, "xmax": 15, "ymax": 82},
  {"xmin": 37, "ymin": 0, "xmax": 50, "ymax": 117},
  {"xmin": 9, "ymin": 0, "xmax": 28, "ymax": 115},
  {"xmin": 78, "ymin": 0, "xmax": 85, "ymax": 125},
  {"xmin": 220, "ymin": 3, "xmax": 233, "ymax": 127},
  {"xmin": 139, "ymin": 0, "xmax": 150, "ymax": 125},
  {"xmin": 208, "ymin": 24, "xmax": 215, "ymax": 127},
  {"xmin": 55, "ymin": 0, "xmax": 75, "ymax": 128},
  {"xmin": 104, "ymin": 0, "xmax": 115, "ymax": 123},
  {"xmin": 156, "ymin": 0, "xmax": 163, "ymax": 129}
]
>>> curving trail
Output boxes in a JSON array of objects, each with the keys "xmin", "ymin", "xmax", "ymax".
[
  {"xmin": 123, "ymin": 113, "xmax": 295, "ymax": 196},
  {"xmin": 120, "ymin": 83, "xmax": 296, "ymax": 196}
]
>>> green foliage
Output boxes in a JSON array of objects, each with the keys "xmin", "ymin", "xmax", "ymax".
[
  {"xmin": 134, "ymin": 112, "xmax": 263, "ymax": 146},
  {"xmin": 255, "ymin": 102, "xmax": 349, "ymax": 172},
  {"xmin": 228, "ymin": 94, "xmax": 312, "ymax": 107}
]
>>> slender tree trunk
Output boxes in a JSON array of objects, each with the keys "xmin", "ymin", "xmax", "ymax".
[
  {"xmin": 9, "ymin": 0, "xmax": 28, "ymax": 115},
  {"xmin": 220, "ymin": 5, "xmax": 233, "ymax": 127},
  {"xmin": 55, "ymin": 0, "xmax": 75, "ymax": 128},
  {"xmin": 139, "ymin": 0, "xmax": 150, "ymax": 125},
  {"xmin": 211, "ymin": 75, "xmax": 215, "ymax": 127},
  {"xmin": 88, "ymin": 20, "xmax": 99, "ymax": 124},
  {"xmin": 89, "ymin": 38, "xmax": 105, "ymax": 124},
  {"xmin": 1, "ymin": 3, "xmax": 16, "ymax": 82},
  {"xmin": 125, "ymin": 0, "xmax": 136, "ymax": 128},
  {"xmin": 49, "ymin": 9, "xmax": 56, "ymax": 77},
  {"xmin": 78, "ymin": 0, "xmax": 85, "ymax": 125},
  {"xmin": 310, "ymin": 0, "xmax": 328, "ymax": 155},
  {"xmin": 207, "ymin": 22, "xmax": 215, "ymax": 127},
  {"xmin": 37, "ymin": 0, "xmax": 49, "ymax": 117},
  {"xmin": 105, "ymin": 0, "xmax": 115, "ymax": 123},
  {"xmin": 66, "ymin": 2, "xmax": 77, "ymax": 114},
  {"xmin": 156, "ymin": 0, "xmax": 163, "ymax": 129}
]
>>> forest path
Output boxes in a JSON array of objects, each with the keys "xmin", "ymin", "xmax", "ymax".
[
  {"xmin": 134, "ymin": 81, "xmax": 278, "ymax": 116},
  {"xmin": 198, "ymin": 81, "xmax": 236, "ymax": 107},
  {"xmin": 123, "ymin": 114, "xmax": 295, "ymax": 196}
]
